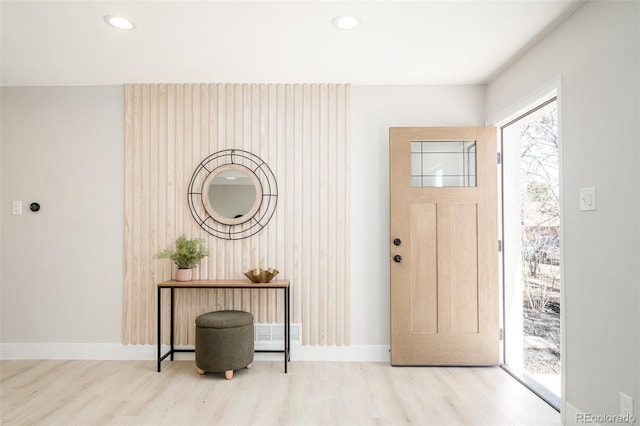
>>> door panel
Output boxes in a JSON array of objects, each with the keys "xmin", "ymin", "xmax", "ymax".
[
  {"xmin": 441, "ymin": 203, "xmax": 478, "ymax": 334},
  {"xmin": 410, "ymin": 203, "xmax": 437, "ymax": 334},
  {"xmin": 390, "ymin": 127, "xmax": 498, "ymax": 366}
]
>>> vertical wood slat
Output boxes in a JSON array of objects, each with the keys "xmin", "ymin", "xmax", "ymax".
[
  {"xmin": 327, "ymin": 84, "xmax": 336, "ymax": 346},
  {"xmin": 123, "ymin": 83, "xmax": 350, "ymax": 346},
  {"xmin": 319, "ymin": 84, "xmax": 328, "ymax": 345},
  {"xmin": 157, "ymin": 84, "xmax": 168, "ymax": 342},
  {"xmin": 309, "ymin": 84, "xmax": 319, "ymax": 345},
  {"xmin": 123, "ymin": 84, "xmax": 133, "ymax": 344},
  {"xmin": 301, "ymin": 84, "xmax": 312, "ymax": 344},
  {"xmin": 343, "ymin": 84, "xmax": 351, "ymax": 345},
  {"xmin": 199, "ymin": 84, "xmax": 209, "ymax": 314},
  {"xmin": 293, "ymin": 84, "xmax": 303, "ymax": 330},
  {"xmin": 147, "ymin": 84, "xmax": 158, "ymax": 345},
  {"xmin": 164, "ymin": 84, "xmax": 176, "ymax": 343},
  {"xmin": 132, "ymin": 85, "xmax": 142, "ymax": 344}
]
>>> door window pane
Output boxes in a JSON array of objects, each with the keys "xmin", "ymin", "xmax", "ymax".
[{"xmin": 410, "ymin": 141, "xmax": 477, "ymax": 187}]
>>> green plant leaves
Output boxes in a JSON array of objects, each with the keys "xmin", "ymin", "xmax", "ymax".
[{"xmin": 154, "ymin": 235, "xmax": 208, "ymax": 269}]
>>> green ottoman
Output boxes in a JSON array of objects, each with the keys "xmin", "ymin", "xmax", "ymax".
[{"xmin": 195, "ymin": 310, "xmax": 254, "ymax": 380}]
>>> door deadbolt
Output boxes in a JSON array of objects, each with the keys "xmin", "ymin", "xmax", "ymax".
[
  {"xmin": 393, "ymin": 238, "xmax": 401, "ymax": 246},
  {"xmin": 393, "ymin": 255, "xmax": 402, "ymax": 263}
]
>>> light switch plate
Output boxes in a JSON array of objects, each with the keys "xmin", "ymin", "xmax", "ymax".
[
  {"xmin": 12, "ymin": 200, "xmax": 23, "ymax": 215},
  {"xmin": 579, "ymin": 187, "xmax": 596, "ymax": 211}
]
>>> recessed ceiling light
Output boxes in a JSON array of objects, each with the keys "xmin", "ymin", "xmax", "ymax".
[
  {"xmin": 332, "ymin": 14, "xmax": 360, "ymax": 30},
  {"xmin": 104, "ymin": 15, "xmax": 136, "ymax": 31}
]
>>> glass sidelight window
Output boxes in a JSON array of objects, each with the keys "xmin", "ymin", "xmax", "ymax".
[
  {"xmin": 410, "ymin": 141, "xmax": 476, "ymax": 187},
  {"xmin": 500, "ymin": 96, "xmax": 561, "ymax": 410}
]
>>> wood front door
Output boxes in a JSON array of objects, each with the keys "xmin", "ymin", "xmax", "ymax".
[{"xmin": 389, "ymin": 127, "xmax": 499, "ymax": 365}]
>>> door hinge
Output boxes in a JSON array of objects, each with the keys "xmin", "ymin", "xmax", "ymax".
[
  {"xmin": 497, "ymin": 152, "xmax": 502, "ymax": 164},
  {"xmin": 498, "ymin": 239, "xmax": 503, "ymax": 252},
  {"xmin": 499, "ymin": 328, "xmax": 504, "ymax": 341}
]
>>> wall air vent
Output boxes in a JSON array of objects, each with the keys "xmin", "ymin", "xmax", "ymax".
[{"xmin": 254, "ymin": 323, "xmax": 301, "ymax": 351}]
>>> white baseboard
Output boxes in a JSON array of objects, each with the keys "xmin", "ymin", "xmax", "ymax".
[
  {"xmin": 0, "ymin": 343, "xmax": 158, "ymax": 360},
  {"xmin": 565, "ymin": 402, "xmax": 586, "ymax": 426},
  {"xmin": 0, "ymin": 342, "xmax": 391, "ymax": 363},
  {"xmin": 565, "ymin": 401, "xmax": 637, "ymax": 426}
]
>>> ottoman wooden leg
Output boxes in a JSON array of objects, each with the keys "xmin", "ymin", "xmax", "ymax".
[
  {"xmin": 196, "ymin": 367, "xmax": 205, "ymax": 375},
  {"xmin": 224, "ymin": 370, "xmax": 234, "ymax": 380},
  {"xmin": 246, "ymin": 363, "xmax": 253, "ymax": 369}
]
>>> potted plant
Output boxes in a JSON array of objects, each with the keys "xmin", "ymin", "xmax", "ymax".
[{"xmin": 155, "ymin": 235, "xmax": 208, "ymax": 282}]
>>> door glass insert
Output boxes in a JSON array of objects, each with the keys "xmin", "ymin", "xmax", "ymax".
[{"xmin": 411, "ymin": 141, "xmax": 476, "ymax": 187}]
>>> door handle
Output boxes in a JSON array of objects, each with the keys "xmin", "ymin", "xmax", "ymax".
[{"xmin": 393, "ymin": 255, "xmax": 402, "ymax": 263}]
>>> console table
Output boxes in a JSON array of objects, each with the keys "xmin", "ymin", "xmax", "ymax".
[{"xmin": 157, "ymin": 279, "xmax": 290, "ymax": 373}]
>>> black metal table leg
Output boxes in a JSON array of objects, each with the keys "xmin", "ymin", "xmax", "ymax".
[
  {"xmin": 287, "ymin": 286, "xmax": 291, "ymax": 361},
  {"xmin": 284, "ymin": 286, "xmax": 289, "ymax": 373},
  {"xmin": 170, "ymin": 288, "xmax": 175, "ymax": 361},
  {"xmin": 157, "ymin": 286, "xmax": 162, "ymax": 372}
]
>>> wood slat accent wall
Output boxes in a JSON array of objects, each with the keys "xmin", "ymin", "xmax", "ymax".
[{"xmin": 123, "ymin": 83, "xmax": 350, "ymax": 346}]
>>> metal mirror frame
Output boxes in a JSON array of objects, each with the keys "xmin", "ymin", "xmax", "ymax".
[{"xmin": 188, "ymin": 149, "xmax": 278, "ymax": 240}]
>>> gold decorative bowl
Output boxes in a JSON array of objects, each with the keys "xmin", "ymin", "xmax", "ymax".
[{"xmin": 244, "ymin": 268, "xmax": 279, "ymax": 283}]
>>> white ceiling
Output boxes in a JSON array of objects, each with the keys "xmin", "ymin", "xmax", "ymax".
[{"xmin": 0, "ymin": 0, "xmax": 584, "ymax": 87}]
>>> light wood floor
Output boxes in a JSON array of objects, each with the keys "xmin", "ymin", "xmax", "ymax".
[{"xmin": 1, "ymin": 360, "xmax": 560, "ymax": 426}]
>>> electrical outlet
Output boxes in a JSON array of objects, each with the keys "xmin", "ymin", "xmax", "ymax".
[{"xmin": 620, "ymin": 392, "xmax": 634, "ymax": 417}]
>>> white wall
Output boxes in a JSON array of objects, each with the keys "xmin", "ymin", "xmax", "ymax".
[
  {"xmin": 1, "ymin": 86, "xmax": 124, "ymax": 343},
  {"xmin": 1, "ymin": 84, "xmax": 485, "ymax": 357},
  {"xmin": 350, "ymin": 85, "xmax": 485, "ymax": 345},
  {"xmin": 486, "ymin": 0, "xmax": 639, "ymax": 421}
]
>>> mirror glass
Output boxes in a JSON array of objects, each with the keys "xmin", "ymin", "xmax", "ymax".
[
  {"xmin": 208, "ymin": 170, "xmax": 257, "ymax": 219},
  {"xmin": 205, "ymin": 167, "xmax": 261, "ymax": 223}
]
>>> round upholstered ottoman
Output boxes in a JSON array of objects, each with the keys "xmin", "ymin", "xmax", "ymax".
[{"xmin": 195, "ymin": 310, "xmax": 254, "ymax": 380}]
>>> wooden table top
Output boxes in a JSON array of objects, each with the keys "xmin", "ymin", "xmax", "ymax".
[{"xmin": 157, "ymin": 279, "xmax": 290, "ymax": 288}]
